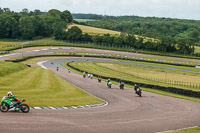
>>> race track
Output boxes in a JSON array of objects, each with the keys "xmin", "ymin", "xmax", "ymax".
[{"xmin": 0, "ymin": 47, "xmax": 200, "ymax": 133}]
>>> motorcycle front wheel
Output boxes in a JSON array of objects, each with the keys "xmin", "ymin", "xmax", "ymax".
[
  {"xmin": 0, "ymin": 104, "xmax": 9, "ymax": 112},
  {"xmin": 20, "ymin": 104, "xmax": 30, "ymax": 113}
]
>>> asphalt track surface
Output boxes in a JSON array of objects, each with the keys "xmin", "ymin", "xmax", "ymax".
[{"xmin": 0, "ymin": 47, "xmax": 200, "ymax": 133}]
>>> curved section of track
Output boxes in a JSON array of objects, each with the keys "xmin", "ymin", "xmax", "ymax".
[{"xmin": 0, "ymin": 47, "xmax": 200, "ymax": 133}]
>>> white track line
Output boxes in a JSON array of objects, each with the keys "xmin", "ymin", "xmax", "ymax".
[
  {"xmin": 33, "ymin": 50, "xmax": 40, "ymax": 52},
  {"xmin": 49, "ymin": 107, "xmax": 56, "ymax": 109},
  {"xmin": 37, "ymin": 61, "xmax": 48, "ymax": 69},
  {"xmin": 51, "ymin": 48, "xmax": 59, "ymax": 50},
  {"xmin": 41, "ymin": 49, "xmax": 48, "ymax": 51},
  {"xmin": 33, "ymin": 107, "xmax": 42, "ymax": 109}
]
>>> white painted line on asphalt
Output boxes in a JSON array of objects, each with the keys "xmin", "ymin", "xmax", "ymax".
[
  {"xmin": 37, "ymin": 61, "xmax": 48, "ymax": 69},
  {"xmin": 33, "ymin": 50, "xmax": 40, "ymax": 52},
  {"xmin": 49, "ymin": 107, "xmax": 56, "ymax": 109},
  {"xmin": 51, "ymin": 48, "xmax": 59, "ymax": 50},
  {"xmin": 34, "ymin": 107, "xmax": 42, "ymax": 109},
  {"xmin": 41, "ymin": 49, "xmax": 48, "ymax": 51}
]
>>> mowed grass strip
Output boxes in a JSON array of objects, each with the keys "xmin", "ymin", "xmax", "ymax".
[
  {"xmin": 0, "ymin": 41, "xmax": 21, "ymax": 49},
  {"xmin": 98, "ymin": 62, "xmax": 200, "ymax": 85},
  {"xmin": 0, "ymin": 61, "xmax": 27, "ymax": 77},
  {"xmin": 169, "ymin": 126, "xmax": 200, "ymax": 133},
  {"xmin": 0, "ymin": 62, "xmax": 102, "ymax": 107},
  {"xmin": 66, "ymin": 61, "xmax": 200, "ymax": 91}
]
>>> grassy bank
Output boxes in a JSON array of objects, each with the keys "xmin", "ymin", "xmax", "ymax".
[
  {"xmin": 0, "ymin": 62, "xmax": 102, "ymax": 107},
  {"xmin": 0, "ymin": 61, "xmax": 27, "ymax": 76}
]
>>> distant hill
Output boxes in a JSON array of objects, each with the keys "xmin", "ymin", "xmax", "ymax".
[{"xmin": 72, "ymin": 13, "xmax": 200, "ymax": 44}]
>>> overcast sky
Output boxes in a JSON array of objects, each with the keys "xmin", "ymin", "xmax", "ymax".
[{"xmin": 0, "ymin": 0, "xmax": 200, "ymax": 20}]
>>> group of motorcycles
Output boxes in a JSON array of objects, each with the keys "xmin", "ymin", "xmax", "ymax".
[{"xmin": 106, "ymin": 79, "xmax": 142, "ymax": 97}]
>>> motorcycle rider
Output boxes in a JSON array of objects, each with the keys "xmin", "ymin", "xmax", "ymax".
[
  {"xmin": 134, "ymin": 84, "xmax": 142, "ymax": 96},
  {"xmin": 107, "ymin": 79, "xmax": 111, "ymax": 84},
  {"xmin": 98, "ymin": 76, "xmax": 102, "ymax": 82},
  {"xmin": 7, "ymin": 91, "xmax": 20, "ymax": 107},
  {"xmin": 134, "ymin": 84, "xmax": 139, "ymax": 92},
  {"xmin": 119, "ymin": 80, "xmax": 125, "ymax": 89},
  {"xmin": 107, "ymin": 79, "xmax": 112, "ymax": 88}
]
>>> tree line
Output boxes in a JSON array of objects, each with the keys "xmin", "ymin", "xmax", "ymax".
[
  {"xmin": 55, "ymin": 26, "xmax": 193, "ymax": 54},
  {"xmin": 74, "ymin": 15, "xmax": 200, "ymax": 54},
  {"xmin": 0, "ymin": 8, "xmax": 72, "ymax": 40}
]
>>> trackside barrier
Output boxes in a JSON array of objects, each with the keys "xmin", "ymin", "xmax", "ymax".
[
  {"xmin": 0, "ymin": 51, "xmax": 9, "ymax": 54},
  {"xmin": 67, "ymin": 62, "xmax": 200, "ymax": 98}
]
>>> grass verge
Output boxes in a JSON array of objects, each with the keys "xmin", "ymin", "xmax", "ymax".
[
  {"xmin": 62, "ymin": 61, "xmax": 200, "ymax": 102},
  {"xmin": 169, "ymin": 126, "xmax": 200, "ymax": 133},
  {"xmin": 0, "ymin": 62, "xmax": 102, "ymax": 107}
]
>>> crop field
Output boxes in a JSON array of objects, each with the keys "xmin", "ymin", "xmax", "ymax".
[
  {"xmin": 0, "ymin": 61, "xmax": 102, "ymax": 107},
  {"xmin": 74, "ymin": 19, "xmax": 97, "ymax": 22},
  {"xmin": 68, "ymin": 23, "xmax": 121, "ymax": 36},
  {"xmin": 65, "ymin": 61, "xmax": 200, "ymax": 91}
]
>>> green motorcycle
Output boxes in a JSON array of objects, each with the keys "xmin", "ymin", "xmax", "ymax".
[
  {"xmin": 0, "ymin": 96, "xmax": 30, "ymax": 113},
  {"xmin": 107, "ymin": 81, "xmax": 112, "ymax": 88}
]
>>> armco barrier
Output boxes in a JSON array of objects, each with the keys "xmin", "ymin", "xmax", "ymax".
[
  {"xmin": 67, "ymin": 62, "xmax": 200, "ymax": 98},
  {"xmin": 0, "ymin": 51, "xmax": 9, "ymax": 55}
]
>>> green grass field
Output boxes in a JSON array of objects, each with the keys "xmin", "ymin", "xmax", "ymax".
[
  {"xmin": 0, "ymin": 41, "xmax": 21, "ymax": 49},
  {"xmin": 0, "ymin": 61, "xmax": 102, "ymax": 107},
  {"xmin": 169, "ymin": 127, "xmax": 200, "ymax": 133},
  {"xmin": 0, "ymin": 61, "xmax": 27, "ymax": 76}
]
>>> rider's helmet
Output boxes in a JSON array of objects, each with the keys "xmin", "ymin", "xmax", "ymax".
[
  {"xmin": 8, "ymin": 91, "xmax": 13, "ymax": 98},
  {"xmin": 135, "ymin": 84, "xmax": 137, "ymax": 86}
]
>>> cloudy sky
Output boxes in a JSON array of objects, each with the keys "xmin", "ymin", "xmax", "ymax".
[{"xmin": 0, "ymin": 0, "xmax": 200, "ymax": 20}]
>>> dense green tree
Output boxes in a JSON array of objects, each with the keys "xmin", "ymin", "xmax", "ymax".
[
  {"xmin": 66, "ymin": 26, "xmax": 82, "ymax": 41},
  {"xmin": 61, "ymin": 10, "xmax": 73, "ymax": 23},
  {"xmin": 20, "ymin": 8, "xmax": 29, "ymax": 16},
  {"xmin": 52, "ymin": 21, "xmax": 67, "ymax": 40},
  {"xmin": 33, "ymin": 9, "xmax": 42, "ymax": 16},
  {"xmin": 82, "ymin": 33, "xmax": 92, "ymax": 42},
  {"xmin": 47, "ymin": 9, "xmax": 61, "ymax": 20},
  {"xmin": 19, "ymin": 16, "xmax": 34, "ymax": 39}
]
